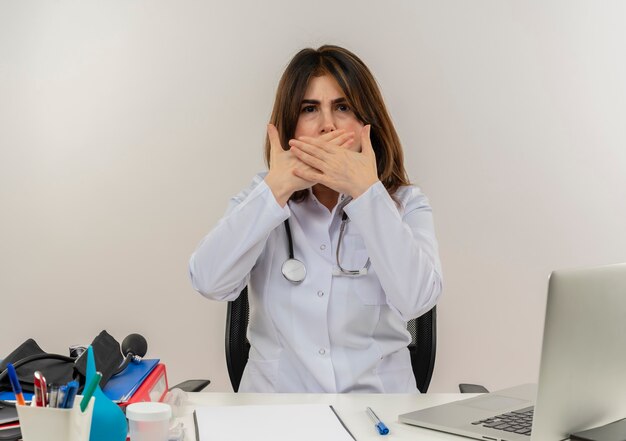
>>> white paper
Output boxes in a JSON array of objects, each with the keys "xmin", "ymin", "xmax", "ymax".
[{"xmin": 193, "ymin": 404, "xmax": 354, "ymax": 441}]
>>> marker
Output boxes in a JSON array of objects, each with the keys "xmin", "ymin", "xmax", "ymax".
[
  {"xmin": 366, "ymin": 407, "xmax": 389, "ymax": 435},
  {"xmin": 33, "ymin": 371, "xmax": 47, "ymax": 407},
  {"xmin": 62, "ymin": 381, "xmax": 79, "ymax": 409},
  {"xmin": 6, "ymin": 363, "xmax": 26, "ymax": 406},
  {"xmin": 80, "ymin": 371, "xmax": 102, "ymax": 412}
]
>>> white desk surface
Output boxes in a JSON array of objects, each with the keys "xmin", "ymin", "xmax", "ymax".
[{"xmin": 178, "ymin": 392, "xmax": 480, "ymax": 440}]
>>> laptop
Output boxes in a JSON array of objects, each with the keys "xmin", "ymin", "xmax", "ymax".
[{"xmin": 399, "ymin": 262, "xmax": 626, "ymax": 440}]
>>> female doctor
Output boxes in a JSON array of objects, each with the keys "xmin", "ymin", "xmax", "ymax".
[{"xmin": 189, "ymin": 45, "xmax": 442, "ymax": 393}]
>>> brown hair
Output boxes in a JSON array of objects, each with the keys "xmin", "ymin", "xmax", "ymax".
[{"xmin": 265, "ymin": 45, "xmax": 410, "ymax": 201}]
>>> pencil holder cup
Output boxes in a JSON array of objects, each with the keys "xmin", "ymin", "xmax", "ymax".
[{"xmin": 16, "ymin": 396, "xmax": 95, "ymax": 441}]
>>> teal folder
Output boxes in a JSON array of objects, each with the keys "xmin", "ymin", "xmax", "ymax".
[{"xmin": 102, "ymin": 359, "xmax": 159, "ymax": 402}]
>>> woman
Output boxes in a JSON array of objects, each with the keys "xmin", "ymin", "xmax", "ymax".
[{"xmin": 189, "ymin": 45, "xmax": 442, "ymax": 393}]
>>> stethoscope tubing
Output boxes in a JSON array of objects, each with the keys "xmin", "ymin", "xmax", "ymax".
[{"xmin": 281, "ymin": 211, "xmax": 370, "ymax": 283}]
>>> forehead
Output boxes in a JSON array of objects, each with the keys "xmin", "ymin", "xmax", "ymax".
[{"xmin": 303, "ymin": 75, "xmax": 345, "ymax": 99}]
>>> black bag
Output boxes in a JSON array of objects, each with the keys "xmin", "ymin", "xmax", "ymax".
[{"xmin": 0, "ymin": 330, "xmax": 125, "ymax": 393}]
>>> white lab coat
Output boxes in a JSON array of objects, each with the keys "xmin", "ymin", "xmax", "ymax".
[{"xmin": 189, "ymin": 173, "xmax": 442, "ymax": 393}]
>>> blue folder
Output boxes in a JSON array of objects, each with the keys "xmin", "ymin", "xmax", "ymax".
[
  {"xmin": 0, "ymin": 391, "xmax": 33, "ymax": 401},
  {"xmin": 102, "ymin": 359, "xmax": 160, "ymax": 402}
]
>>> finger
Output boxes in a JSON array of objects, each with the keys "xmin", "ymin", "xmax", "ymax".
[
  {"xmin": 293, "ymin": 131, "xmax": 353, "ymax": 148},
  {"xmin": 293, "ymin": 166, "xmax": 325, "ymax": 183},
  {"xmin": 294, "ymin": 167, "xmax": 337, "ymax": 191},
  {"xmin": 339, "ymin": 137, "xmax": 355, "ymax": 149},
  {"xmin": 329, "ymin": 131, "xmax": 355, "ymax": 146},
  {"xmin": 291, "ymin": 146, "xmax": 327, "ymax": 171},
  {"xmin": 267, "ymin": 124, "xmax": 284, "ymax": 154},
  {"xmin": 289, "ymin": 139, "xmax": 329, "ymax": 160},
  {"xmin": 292, "ymin": 136, "xmax": 337, "ymax": 154},
  {"xmin": 360, "ymin": 125, "xmax": 375, "ymax": 156},
  {"xmin": 319, "ymin": 129, "xmax": 346, "ymax": 143}
]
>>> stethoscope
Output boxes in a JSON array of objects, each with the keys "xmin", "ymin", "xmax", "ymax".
[{"xmin": 280, "ymin": 209, "xmax": 371, "ymax": 284}]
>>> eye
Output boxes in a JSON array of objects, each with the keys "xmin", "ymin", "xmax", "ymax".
[
  {"xmin": 301, "ymin": 105, "xmax": 316, "ymax": 113},
  {"xmin": 336, "ymin": 104, "xmax": 351, "ymax": 112}
]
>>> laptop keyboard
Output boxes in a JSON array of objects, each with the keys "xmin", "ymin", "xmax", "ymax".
[{"xmin": 471, "ymin": 406, "xmax": 534, "ymax": 436}]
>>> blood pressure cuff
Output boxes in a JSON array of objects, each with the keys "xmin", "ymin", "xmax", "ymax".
[
  {"xmin": 73, "ymin": 330, "xmax": 124, "ymax": 386},
  {"xmin": 0, "ymin": 330, "xmax": 124, "ymax": 393}
]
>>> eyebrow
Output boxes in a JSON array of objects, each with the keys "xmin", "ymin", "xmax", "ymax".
[{"xmin": 300, "ymin": 97, "xmax": 348, "ymax": 106}]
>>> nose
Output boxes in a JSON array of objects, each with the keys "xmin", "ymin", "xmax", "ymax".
[{"xmin": 319, "ymin": 109, "xmax": 336, "ymax": 134}]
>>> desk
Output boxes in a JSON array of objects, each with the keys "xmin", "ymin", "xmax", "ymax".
[{"xmin": 178, "ymin": 392, "xmax": 480, "ymax": 440}]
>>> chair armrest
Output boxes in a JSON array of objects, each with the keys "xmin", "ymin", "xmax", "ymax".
[
  {"xmin": 169, "ymin": 379, "xmax": 211, "ymax": 392},
  {"xmin": 459, "ymin": 383, "xmax": 489, "ymax": 393}
]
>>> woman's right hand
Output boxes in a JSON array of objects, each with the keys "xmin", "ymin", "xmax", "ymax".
[{"xmin": 265, "ymin": 124, "xmax": 353, "ymax": 207}]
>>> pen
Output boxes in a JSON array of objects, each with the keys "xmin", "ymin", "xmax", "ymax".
[
  {"xmin": 57, "ymin": 385, "xmax": 67, "ymax": 409},
  {"xmin": 6, "ymin": 363, "xmax": 26, "ymax": 406},
  {"xmin": 366, "ymin": 407, "xmax": 389, "ymax": 435},
  {"xmin": 33, "ymin": 371, "xmax": 47, "ymax": 407},
  {"xmin": 48, "ymin": 383, "xmax": 59, "ymax": 408},
  {"xmin": 80, "ymin": 371, "xmax": 102, "ymax": 412}
]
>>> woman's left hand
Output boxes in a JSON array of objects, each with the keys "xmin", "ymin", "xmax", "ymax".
[{"xmin": 289, "ymin": 125, "xmax": 379, "ymax": 199}]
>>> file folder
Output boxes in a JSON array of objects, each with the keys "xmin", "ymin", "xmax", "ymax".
[
  {"xmin": 121, "ymin": 363, "xmax": 168, "ymax": 408},
  {"xmin": 102, "ymin": 359, "xmax": 159, "ymax": 403}
]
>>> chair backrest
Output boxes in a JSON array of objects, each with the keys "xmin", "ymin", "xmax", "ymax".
[
  {"xmin": 407, "ymin": 304, "xmax": 437, "ymax": 393},
  {"xmin": 224, "ymin": 287, "xmax": 251, "ymax": 392},
  {"xmin": 225, "ymin": 287, "xmax": 437, "ymax": 392}
]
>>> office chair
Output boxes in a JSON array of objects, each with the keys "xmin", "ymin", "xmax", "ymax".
[
  {"xmin": 174, "ymin": 290, "xmax": 485, "ymax": 394},
  {"xmin": 173, "ymin": 289, "xmax": 486, "ymax": 394},
  {"xmin": 225, "ymin": 287, "xmax": 438, "ymax": 393}
]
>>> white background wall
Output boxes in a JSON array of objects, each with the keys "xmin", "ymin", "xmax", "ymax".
[{"xmin": 1, "ymin": 0, "xmax": 625, "ymax": 393}]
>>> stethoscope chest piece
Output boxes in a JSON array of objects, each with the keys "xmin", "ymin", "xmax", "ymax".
[{"xmin": 281, "ymin": 258, "xmax": 306, "ymax": 283}]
